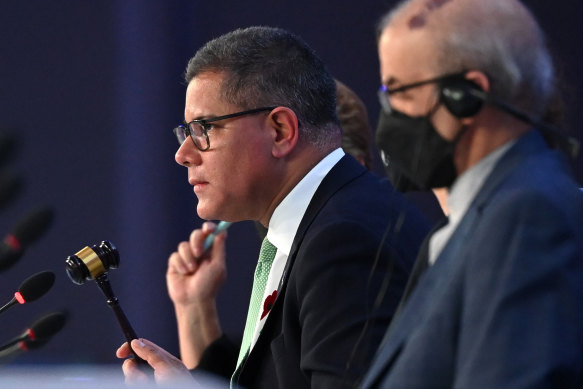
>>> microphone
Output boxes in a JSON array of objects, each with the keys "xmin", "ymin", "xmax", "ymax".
[
  {"xmin": 0, "ymin": 271, "xmax": 55, "ymax": 315},
  {"xmin": 0, "ymin": 311, "xmax": 67, "ymax": 353},
  {"xmin": 0, "ymin": 206, "xmax": 54, "ymax": 271},
  {"xmin": 0, "ymin": 171, "xmax": 23, "ymax": 210}
]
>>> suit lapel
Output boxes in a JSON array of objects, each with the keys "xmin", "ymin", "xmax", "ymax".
[
  {"xmin": 278, "ymin": 155, "xmax": 366, "ymax": 293},
  {"xmin": 400, "ymin": 217, "xmax": 448, "ymax": 304},
  {"xmin": 240, "ymin": 155, "xmax": 367, "ymax": 375},
  {"xmin": 362, "ymin": 205, "xmax": 480, "ymax": 388}
]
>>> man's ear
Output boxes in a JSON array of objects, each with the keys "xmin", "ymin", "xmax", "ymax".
[
  {"xmin": 268, "ymin": 107, "xmax": 299, "ymax": 158},
  {"xmin": 465, "ymin": 70, "xmax": 490, "ymax": 94}
]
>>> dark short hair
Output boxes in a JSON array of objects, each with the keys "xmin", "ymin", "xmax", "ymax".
[{"xmin": 185, "ymin": 26, "xmax": 340, "ymax": 148}]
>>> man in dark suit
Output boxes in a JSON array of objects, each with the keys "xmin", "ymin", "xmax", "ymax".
[
  {"xmin": 117, "ymin": 26, "xmax": 430, "ymax": 388},
  {"xmin": 361, "ymin": 0, "xmax": 583, "ymax": 387}
]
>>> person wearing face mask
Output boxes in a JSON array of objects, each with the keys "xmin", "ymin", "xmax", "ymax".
[{"xmin": 360, "ymin": 0, "xmax": 583, "ymax": 388}]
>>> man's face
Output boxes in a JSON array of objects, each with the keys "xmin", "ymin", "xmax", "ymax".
[
  {"xmin": 378, "ymin": 26, "xmax": 461, "ymax": 141},
  {"xmin": 175, "ymin": 72, "xmax": 276, "ymax": 222}
]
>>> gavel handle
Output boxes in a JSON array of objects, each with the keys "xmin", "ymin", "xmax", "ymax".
[
  {"xmin": 110, "ymin": 303, "xmax": 148, "ymax": 366},
  {"xmin": 111, "ymin": 303, "xmax": 138, "ymax": 340},
  {"xmin": 95, "ymin": 274, "xmax": 148, "ymax": 367}
]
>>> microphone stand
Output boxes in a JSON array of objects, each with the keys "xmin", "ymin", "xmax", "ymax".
[{"xmin": 0, "ymin": 298, "xmax": 17, "ymax": 315}]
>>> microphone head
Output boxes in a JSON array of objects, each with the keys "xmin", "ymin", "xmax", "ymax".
[
  {"xmin": 28, "ymin": 311, "xmax": 68, "ymax": 341},
  {"xmin": 0, "ymin": 171, "xmax": 23, "ymax": 210},
  {"xmin": 0, "ymin": 207, "xmax": 54, "ymax": 272},
  {"xmin": 16, "ymin": 271, "xmax": 55, "ymax": 304},
  {"xmin": 11, "ymin": 206, "xmax": 55, "ymax": 247}
]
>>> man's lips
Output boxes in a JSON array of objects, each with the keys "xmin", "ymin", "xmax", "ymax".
[{"xmin": 189, "ymin": 179, "xmax": 208, "ymax": 192}]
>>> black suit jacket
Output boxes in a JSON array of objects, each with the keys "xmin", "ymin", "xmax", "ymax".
[{"xmin": 197, "ymin": 155, "xmax": 431, "ymax": 389}]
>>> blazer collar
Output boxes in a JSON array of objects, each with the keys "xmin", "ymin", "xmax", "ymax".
[{"xmin": 278, "ymin": 155, "xmax": 367, "ymax": 291}]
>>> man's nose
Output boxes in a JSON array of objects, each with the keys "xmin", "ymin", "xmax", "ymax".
[{"xmin": 175, "ymin": 139, "xmax": 202, "ymax": 167}]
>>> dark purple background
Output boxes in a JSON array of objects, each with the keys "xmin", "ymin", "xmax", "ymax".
[{"xmin": 0, "ymin": 0, "xmax": 581, "ymax": 369}]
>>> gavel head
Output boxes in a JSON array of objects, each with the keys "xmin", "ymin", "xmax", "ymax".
[{"xmin": 65, "ymin": 240, "xmax": 120, "ymax": 285}]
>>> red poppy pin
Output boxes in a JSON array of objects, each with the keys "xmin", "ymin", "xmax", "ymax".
[{"xmin": 260, "ymin": 290, "xmax": 278, "ymax": 320}]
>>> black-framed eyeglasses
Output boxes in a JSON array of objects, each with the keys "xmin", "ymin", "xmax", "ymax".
[
  {"xmin": 377, "ymin": 72, "xmax": 464, "ymax": 113},
  {"xmin": 173, "ymin": 106, "xmax": 277, "ymax": 151}
]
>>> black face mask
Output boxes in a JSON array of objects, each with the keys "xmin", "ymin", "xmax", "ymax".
[{"xmin": 375, "ymin": 107, "xmax": 457, "ymax": 190}]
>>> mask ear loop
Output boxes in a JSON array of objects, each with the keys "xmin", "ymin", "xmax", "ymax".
[
  {"xmin": 379, "ymin": 89, "xmax": 446, "ymax": 192},
  {"xmin": 409, "ymin": 93, "xmax": 446, "ymax": 177}
]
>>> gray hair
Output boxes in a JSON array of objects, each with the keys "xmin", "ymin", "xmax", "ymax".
[
  {"xmin": 377, "ymin": 0, "xmax": 555, "ymax": 119},
  {"xmin": 185, "ymin": 26, "xmax": 341, "ymax": 149}
]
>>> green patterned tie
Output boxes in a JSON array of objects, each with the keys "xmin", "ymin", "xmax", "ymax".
[{"xmin": 235, "ymin": 237, "xmax": 277, "ymax": 369}]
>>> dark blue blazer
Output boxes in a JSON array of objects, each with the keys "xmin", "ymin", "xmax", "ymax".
[
  {"xmin": 197, "ymin": 155, "xmax": 431, "ymax": 388},
  {"xmin": 361, "ymin": 131, "xmax": 583, "ymax": 388}
]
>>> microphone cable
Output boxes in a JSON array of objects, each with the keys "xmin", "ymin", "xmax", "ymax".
[{"xmin": 342, "ymin": 175, "xmax": 415, "ymax": 386}]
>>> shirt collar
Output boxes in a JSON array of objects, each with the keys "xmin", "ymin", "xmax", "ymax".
[
  {"xmin": 266, "ymin": 148, "xmax": 344, "ymax": 255},
  {"xmin": 448, "ymin": 140, "xmax": 516, "ymax": 224}
]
